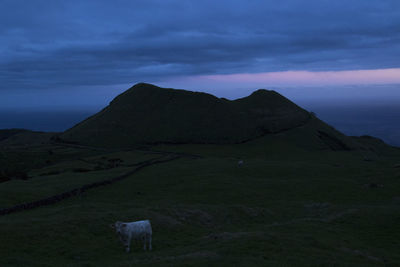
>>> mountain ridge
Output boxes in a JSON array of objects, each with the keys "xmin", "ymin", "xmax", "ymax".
[
  {"xmin": 60, "ymin": 83, "xmax": 314, "ymax": 147},
  {"xmin": 58, "ymin": 83, "xmax": 376, "ymax": 152}
]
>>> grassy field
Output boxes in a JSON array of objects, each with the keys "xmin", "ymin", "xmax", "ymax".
[{"xmin": 0, "ymin": 125, "xmax": 399, "ymax": 266}]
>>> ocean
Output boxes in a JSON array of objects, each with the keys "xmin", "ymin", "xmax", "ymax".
[
  {"xmin": 0, "ymin": 104, "xmax": 399, "ymax": 147},
  {"xmin": 0, "ymin": 109, "xmax": 96, "ymax": 133},
  {"xmin": 301, "ymin": 102, "xmax": 400, "ymax": 147}
]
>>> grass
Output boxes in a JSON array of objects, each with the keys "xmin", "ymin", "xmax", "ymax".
[
  {"xmin": 0, "ymin": 149, "xmax": 161, "ymax": 207},
  {"xmin": 0, "ymin": 133, "xmax": 399, "ymax": 266},
  {"xmin": 0, "ymin": 84, "xmax": 399, "ymax": 266}
]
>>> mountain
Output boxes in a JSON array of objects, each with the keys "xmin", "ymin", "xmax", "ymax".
[
  {"xmin": 0, "ymin": 129, "xmax": 29, "ymax": 142},
  {"xmin": 60, "ymin": 83, "xmax": 359, "ymax": 149}
]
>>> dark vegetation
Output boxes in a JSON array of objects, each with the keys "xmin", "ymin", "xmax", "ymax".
[
  {"xmin": 317, "ymin": 130, "xmax": 351, "ymax": 151},
  {"xmin": 60, "ymin": 83, "xmax": 312, "ymax": 147},
  {"xmin": 0, "ymin": 153, "xmax": 180, "ymax": 216},
  {"xmin": 0, "ymin": 169, "xmax": 28, "ymax": 182},
  {"xmin": 0, "ymin": 84, "xmax": 399, "ymax": 266},
  {"xmin": 0, "ymin": 129, "xmax": 29, "ymax": 142}
]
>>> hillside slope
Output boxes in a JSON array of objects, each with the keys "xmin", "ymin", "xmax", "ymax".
[
  {"xmin": 60, "ymin": 83, "xmax": 314, "ymax": 147},
  {"xmin": 0, "ymin": 129, "xmax": 29, "ymax": 142}
]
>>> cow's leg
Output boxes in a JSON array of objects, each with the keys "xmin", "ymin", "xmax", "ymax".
[
  {"xmin": 125, "ymin": 236, "xmax": 131, "ymax": 253},
  {"xmin": 143, "ymin": 236, "xmax": 147, "ymax": 251},
  {"xmin": 148, "ymin": 234, "xmax": 152, "ymax": 251}
]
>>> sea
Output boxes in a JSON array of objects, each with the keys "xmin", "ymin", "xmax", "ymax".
[
  {"xmin": 301, "ymin": 102, "xmax": 400, "ymax": 147},
  {"xmin": 0, "ymin": 103, "xmax": 399, "ymax": 147},
  {"xmin": 0, "ymin": 109, "xmax": 96, "ymax": 133}
]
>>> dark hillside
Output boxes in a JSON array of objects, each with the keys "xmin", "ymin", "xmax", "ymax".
[
  {"xmin": 0, "ymin": 130, "xmax": 55, "ymax": 147},
  {"xmin": 60, "ymin": 83, "xmax": 312, "ymax": 147},
  {"xmin": 0, "ymin": 129, "xmax": 29, "ymax": 142}
]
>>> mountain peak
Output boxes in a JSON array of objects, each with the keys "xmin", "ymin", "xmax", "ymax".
[
  {"xmin": 129, "ymin": 82, "xmax": 162, "ymax": 91},
  {"xmin": 251, "ymin": 88, "xmax": 276, "ymax": 94},
  {"xmin": 61, "ymin": 84, "xmax": 312, "ymax": 147}
]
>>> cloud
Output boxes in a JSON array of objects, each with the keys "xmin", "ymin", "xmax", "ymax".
[
  {"xmin": 157, "ymin": 69, "xmax": 400, "ymax": 101},
  {"xmin": 1, "ymin": 0, "xmax": 400, "ymax": 92},
  {"xmin": 200, "ymin": 68, "xmax": 400, "ymax": 86}
]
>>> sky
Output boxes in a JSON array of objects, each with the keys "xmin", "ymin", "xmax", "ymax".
[{"xmin": 1, "ymin": 0, "xmax": 400, "ymax": 109}]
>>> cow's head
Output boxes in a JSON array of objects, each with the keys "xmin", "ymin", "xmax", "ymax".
[{"xmin": 110, "ymin": 221, "xmax": 127, "ymax": 235}]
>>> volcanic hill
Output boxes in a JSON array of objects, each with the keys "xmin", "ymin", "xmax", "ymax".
[{"xmin": 60, "ymin": 83, "xmax": 356, "ymax": 149}]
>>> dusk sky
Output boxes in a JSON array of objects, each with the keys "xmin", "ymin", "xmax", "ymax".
[{"xmin": 1, "ymin": 0, "xmax": 400, "ymax": 109}]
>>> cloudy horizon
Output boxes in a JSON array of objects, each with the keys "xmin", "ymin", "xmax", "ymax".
[{"xmin": 1, "ymin": 0, "xmax": 400, "ymax": 106}]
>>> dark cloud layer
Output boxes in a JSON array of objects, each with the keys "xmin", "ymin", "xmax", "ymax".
[{"xmin": 1, "ymin": 0, "xmax": 400, "ymax": 91}]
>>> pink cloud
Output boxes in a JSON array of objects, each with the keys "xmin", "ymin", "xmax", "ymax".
[
  {"xmin": 157, "ymin": 68, "xmax": 400, "ymax": 100},
  {"xmin": 201, "ymin": 68, "xmax": 400, "ymax": 86}
]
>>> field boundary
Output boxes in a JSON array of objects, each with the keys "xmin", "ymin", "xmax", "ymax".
[{"xmin": 0, "ymin": 153, "xmax": 185, "ymax": 216}]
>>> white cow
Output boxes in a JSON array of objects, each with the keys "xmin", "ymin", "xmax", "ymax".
[{"xmin": 110, "ymin": 220, "xmax": 152, "ymax": 252}]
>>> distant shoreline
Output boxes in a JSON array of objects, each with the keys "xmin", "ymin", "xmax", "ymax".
[{"xmin": 1, "ymin": 103, "xmax": 399, "ymax": 147}]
